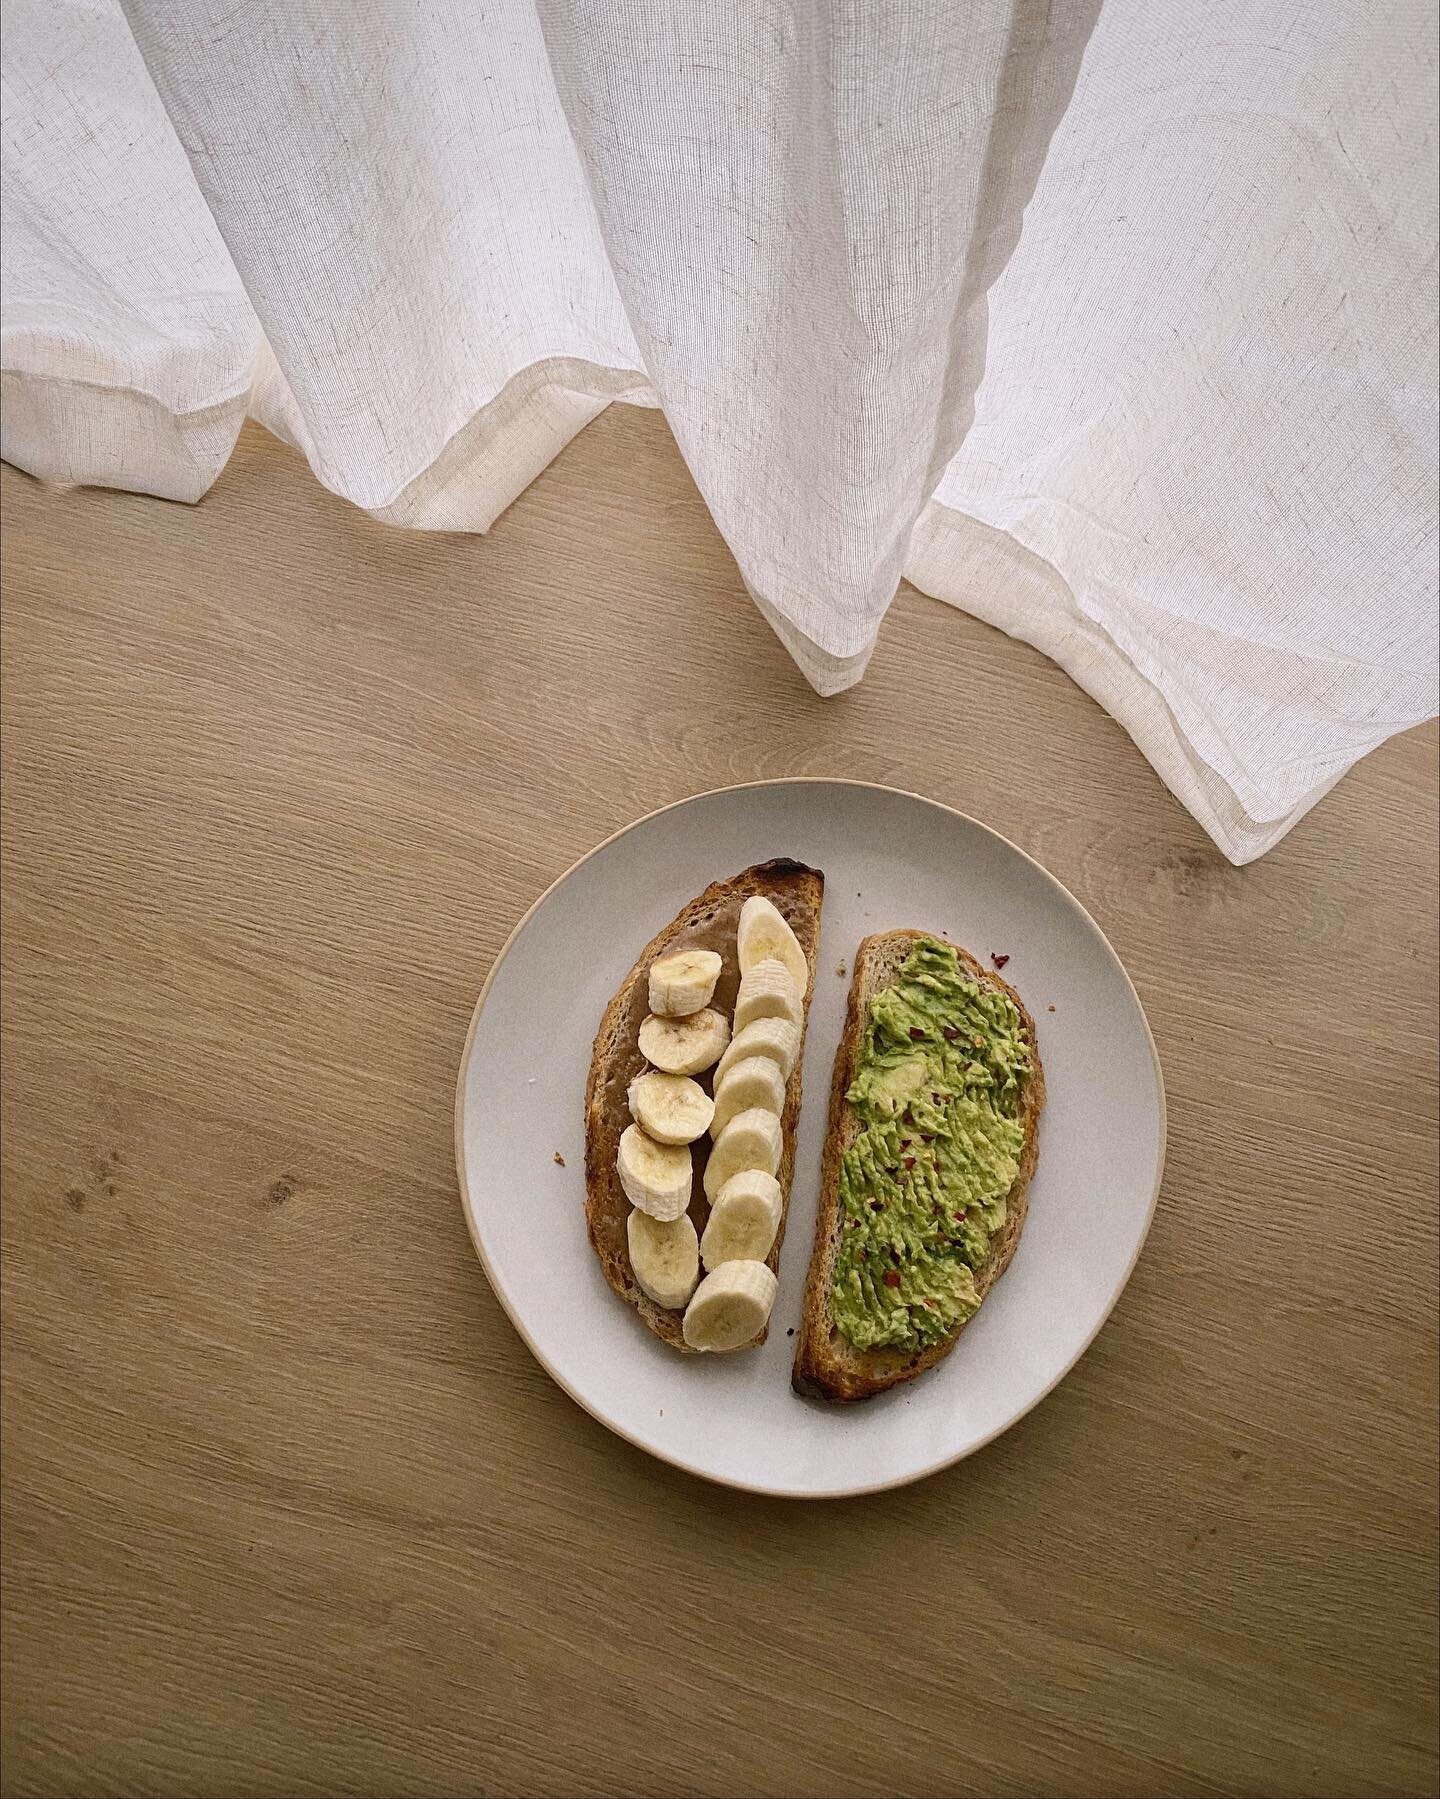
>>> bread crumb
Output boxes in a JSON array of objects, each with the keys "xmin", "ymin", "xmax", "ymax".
[
  {"xmin": 1047, "ymin": 1004, "xmax": 1056, "ymax": 1013},
  {"xmin": 787, "ymin": 1327, "xmax": 795, "ymax": 1337},
  {"xmin": 553, "ymin": 1152, "xmax": 565, "ymax": 1166},
  {"xmin": 836, "ymin": 960, "xmax": 847, "ymax": 977}
]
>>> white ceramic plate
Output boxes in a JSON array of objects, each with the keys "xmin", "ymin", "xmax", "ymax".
[{"xmin": 455, "ymin": 780, "xmax": 1164, "ymax": 1498}]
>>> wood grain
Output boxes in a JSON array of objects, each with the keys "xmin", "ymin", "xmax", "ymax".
[{"xmin": 2, "ymin": 411, "xmax": 1436, "ymax": 1799}]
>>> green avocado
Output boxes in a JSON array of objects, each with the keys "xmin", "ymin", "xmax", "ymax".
[{"xmin": 832, "ymin": 936, "xmax": 1031, "ymax": 1354}]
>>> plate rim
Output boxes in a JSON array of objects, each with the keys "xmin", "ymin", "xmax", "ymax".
[{"xmin": 453, "ymin": 777, "xmax": 1167, "ymax": 1499}]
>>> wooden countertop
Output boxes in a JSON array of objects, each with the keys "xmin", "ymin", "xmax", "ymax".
[{"xmin": 2, "ymin": 413, "xmax": 1436, "ymax": 1799}]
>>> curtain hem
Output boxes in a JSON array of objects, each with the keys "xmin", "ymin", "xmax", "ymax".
[
  {"xmin": 0, "ymin": 352, "xmax": 1372, "ymax": 863},
  {"xmin": 903, "ymin": 503, "xmax": 1345, "ymax": 865}
]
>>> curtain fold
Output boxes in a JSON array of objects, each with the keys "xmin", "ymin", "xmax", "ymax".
[{"xmin": 3, "ymin": 0, "xmax": 1435, "ymax": 862}]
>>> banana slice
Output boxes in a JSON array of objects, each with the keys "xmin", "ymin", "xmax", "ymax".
[
  {"xmin": 702, "ymin": 1105, "xmax": 782, "ymax": 1201},
  {"xmin": 710, "ymin": 1054, "xmax": 785, "ymax": 1138},
  {"xmin": 714, "ymin": 1016, "xmax": 800, "ymax": 1086},
  {"xmin": 637, "ymin": 1007, "xmax": 730, "ymax": 1075},
  {"xmin": 628, "ymin": 1070, "xmax": 714, "ymax": 1145},
  {"xmin": 617, "ymin": 1123, "xmax": 692, "ymax": 1220},
  {"xmin": 737, "ymin": 895, "xmax": 809, "ymax": 992},
  {"xmin": 700, "ymin": 1170, "xmax": 783, "ymax": 1270},
  {"xmin": 627, "ymin": 1209, "xmax": 700, "ymax": 1310},
  {"xmin": 682, "ymin": 1259, "xmax": 778, "ymax": 1351},
  {"xmin": 648, "ymin": 948, "xmax": 722, "ymax": 1018},
  {"xmin": 732, "ymin": 958, "xmax": 802, "ymax": 1034}
]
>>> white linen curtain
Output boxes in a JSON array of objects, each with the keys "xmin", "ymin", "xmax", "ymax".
[{"xmin": 3, "ymin": 0, "xmax": 1435, "ymax": 862}]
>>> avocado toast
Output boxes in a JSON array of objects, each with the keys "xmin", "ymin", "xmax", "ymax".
[{"xmin": 792, "ymin": 931, "xmax": 1044, "ymax": 1401}]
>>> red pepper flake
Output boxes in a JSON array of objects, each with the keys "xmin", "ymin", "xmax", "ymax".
[
  {"xmin": 931, "ymin": 1093, "xmax": 943, "ymax": 1104},
  {"xmin": 954, "ymin": 1211, "xmax": 967, "ymax": 1222},
  {"xmin": 991, "ymin": 952, "xmax": 1010, "ymax": 969},
  {"xmin": 883, "ymin": 1270, "xmax": 902, "ymax": 1289},
  {"xmin": 920, "ymin": 1134, "xmax": 935, "ymax": 1144},
  {"xmin": 908, "ymin": 1027, "xmax": 926, "ymax": 1041},
  {"xmin": 869, "ymin": 1199, "xmax": 885, "ymax": 1213},
  {"xmin": 923, "ymin": 1298, "xmax": 935, "ymax": 1309},
  {"xmin": 941, "ymin": 1025, "xmax": 960, "ymax": 1041},
  {"xmin": 899, "ymin": 1138, "xmax": 911, "ymax": 1150},
  {"xmin": 902, "ymin": 1156, "xmax": 916, "ymax": 1171}
]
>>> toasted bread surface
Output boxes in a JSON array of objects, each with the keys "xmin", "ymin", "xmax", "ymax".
[
  {"xmin": 792, "ymin": 930, "xmax": 1045, "ymax": 1401},
  {"xmin": 584, "ymin": 860, "xmax": 823, "ymax": 1350}
]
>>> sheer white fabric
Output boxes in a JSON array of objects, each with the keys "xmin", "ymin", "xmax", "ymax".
[{"xmin": 3, "ymin": 0, "xmax": 1435, "ymax": 860}]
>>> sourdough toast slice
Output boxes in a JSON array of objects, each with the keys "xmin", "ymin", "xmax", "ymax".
[
  {"xmin": 792, "ymin": 930, "xmax": 1044, "ymax": 1401},
  {"xmin": 584, "ymin": 859, "xmax": 823, "ymax": 1350}
]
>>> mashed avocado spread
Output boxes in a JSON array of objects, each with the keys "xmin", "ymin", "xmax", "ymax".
[{"xmin": 832, "ymin": 936, "xmax": 1031, "ymax": 1354}]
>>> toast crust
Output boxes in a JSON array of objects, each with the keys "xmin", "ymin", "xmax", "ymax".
[
  {"xmin": 583, "ymin": 860, "xmax": 824, "ymax": 1350},
  {"xmin": 792, "ymin": 930, "xmax": 1045, "ymax": 1401}
]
